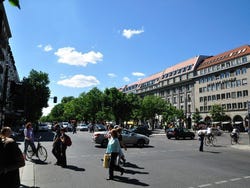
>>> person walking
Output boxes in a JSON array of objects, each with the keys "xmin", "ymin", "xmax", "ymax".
[
  {"xmin": 0, "ymin": 126, "xmax": 25, "ymax": 188},
  {"xmin": 116, "ymin": 127, "xmax": 127, "ymax": 165},
  {"xmin": 23, "ymin": 122, "xmax": 36, "ymax": 160},
  {"xmin": 58, "ymin": 127, "xmax": 71, "ymax": 167},
  {"xmin": 197, "ymin": 129, "xmax": 206, "ymax": 152},
  {"xmin": 105, "ymin": 129, "xmax": 124, "ymax": 180},
  {"xmin": 52, "ymin": 123, "xmax": 62, "ymax": 165}
]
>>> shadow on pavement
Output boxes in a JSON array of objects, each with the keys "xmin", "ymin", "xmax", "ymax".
[
  {"xmin": 64, "ymin": 165, "xmax": 85, "ymax": 172},
  {"xmin": 20, "ymin": 185, "xmax": 40, "ymax": 188},
  {"xmin": 124, "ymin": 162, "xmax": 144, "ymax": 169},
  {"xmin": 123, "ymin": 168, "xmax": 149, "ymax": 175},
  {"xmin": 112, "ymin": 176, "xmax": 149, "ymax": 186}
]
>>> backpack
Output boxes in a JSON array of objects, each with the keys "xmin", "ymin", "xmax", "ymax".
[{"xmin": 64, "ymin": 135, "xmax": 72, "ymax": 147}]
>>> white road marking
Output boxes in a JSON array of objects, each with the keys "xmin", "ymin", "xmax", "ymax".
[
  {"xmin": 230, "ymin": 178, "xmax": 242, "ymax": 181},
  {"xmin": 215, "ymin": 180, "xmax": 228, "ymax": 184},
  {"xmin": 198, "ymin": 184, "xmax": 212, "ymax": 187}
]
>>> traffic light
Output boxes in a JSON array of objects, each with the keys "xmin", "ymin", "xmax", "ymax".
[{"xmin": 53, "ymin": 96, "xmax": 57, "ymax": 103}]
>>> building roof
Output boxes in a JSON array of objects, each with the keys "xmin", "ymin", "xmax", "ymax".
[{"xmin": 197, "ymin": 45, "xmax": 250, "ymax": 70}]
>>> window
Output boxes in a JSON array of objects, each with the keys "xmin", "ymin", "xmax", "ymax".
[
  {"xmin": 232, "ymin": 103, "xmax": 237, "ymax": 109},
  {"xmin": 217, "ymin": 94, "xmax": 220, "ymax": 100},
  {"xmin": 242, "ymin": 56, "xmax": 247, "ymax": 63},
  {"xmin": 238, "ymin": 103, "xmax": 243, "ymax": 109},
  {"xmin": 231, "ymin": 92, "xmax": 236, "ymax": 99},
  {"xmin": 242, "ymin": 67, "xmax": 247, "ymax": 74},
  {"xmin": 242, "ymin": 78, "xmax": 247, "ymax": 85},
  {"xmin": 237, "ymin": 91, "xmax": 242, "ymax": 98},
  {"xmin": 243, "ymin": 90, "xmax": 248, "ymax": 97},
  {"xmin": 227, "ymin": 103, "xmax": 231, "ymax": 110},
  {"xmin": 221, "ymin": 93, "xmax": 225, "ymax": 99},
  {"xmin": 226, "ymin": 92, "xmax": 231, "ymax": 99}
]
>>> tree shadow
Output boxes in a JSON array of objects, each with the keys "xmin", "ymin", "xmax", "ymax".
[{"xmin": 112, "ymin": 176, "xmax": 149, "ymax": 186}]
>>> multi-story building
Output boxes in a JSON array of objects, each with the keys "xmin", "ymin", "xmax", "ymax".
[
  {"xmin": 121, "ymin": 55, "xmax": 209, "ymax": 128},
  {"xmin": 195, "ymin": 45, "xmax": 250, "ymax": 131},
  {"xmin": 121, "ymin": 45, "xmax": 250, "ymax": 131},
  {"xmin": 0, "ymin": 2, "xmax": 21, "ymax": 126}
]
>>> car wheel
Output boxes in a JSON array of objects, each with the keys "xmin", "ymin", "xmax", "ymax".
[
  {"xmin": 137, "ymin": 139, "xmax": 145, "ymax": 148},
  {"xmin": 175, "ymin": 136, "xmax": 179, "ymax": 140},
  {"xmin": 190, "ymin": 136, "xmax": 194, "ymax": 140},
  {"xmin": 167, "ymin": 136, "xmax": 171, "ymax": 139},
  {"xmin": 101, "ymin": 139, "xmax": 108, "ymax": 147}
]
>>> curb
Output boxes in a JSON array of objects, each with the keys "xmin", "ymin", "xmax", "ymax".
[{"xmin": 20, "ymin": 160, "xmax": 35, "ymax": 187}]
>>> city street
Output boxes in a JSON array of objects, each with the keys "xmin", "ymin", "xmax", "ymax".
[{"xmin": 19, "ymin": 130, "xmax": 250, "ymax": 188}]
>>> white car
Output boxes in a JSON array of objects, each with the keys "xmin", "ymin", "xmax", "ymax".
[
  {"xmin": 93, "ymin": 129, "xmax": 150, "ymax": 148},
  {"xmin": 38, "ymin": 123, "xmax": 49, "ymax": 131}
]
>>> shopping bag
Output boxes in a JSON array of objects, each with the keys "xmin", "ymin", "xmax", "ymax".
[{"xmin": 103, "ymin": 153, "xmax": 110, "ymax": 168}]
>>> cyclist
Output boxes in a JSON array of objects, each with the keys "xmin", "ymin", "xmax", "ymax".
[
  {"xmin": 231, "ymin": 126, "xmax": 239, "ymax": 142},
  {"xmin": 206, "ymin": 125, "xmax": 213, "ymax": 141},
  {"xmin": 23, "ymin": 122, "xmax": 36, "ymax": 160}
]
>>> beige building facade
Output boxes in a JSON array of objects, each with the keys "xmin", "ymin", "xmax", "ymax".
[{"xmin": 121, "ymin": 45, "xmax": 250, "ymax": 131}]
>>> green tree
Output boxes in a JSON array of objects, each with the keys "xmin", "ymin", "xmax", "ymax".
[
  {"xmin": 50, "ymin": 103, "xmax": 64, "ymax": 122},
  {"xmin": 141, "ymin": 95, "xmax": 167, "ymax": 130},
  {"xmin": 209, "ymin": 104, "xmax": 225, "ymax": 122},
  {"xmin": 22, "ymin": 69, "xmax": 50, "ymax": 122},
  {"xmin": 192, "ymin": 108, "xmax": 202, "ymax": 125}
]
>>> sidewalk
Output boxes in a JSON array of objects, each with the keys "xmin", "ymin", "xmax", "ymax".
[{"xmin": 20, "ymin": 160, "xmax": 35, "ymax": 188}]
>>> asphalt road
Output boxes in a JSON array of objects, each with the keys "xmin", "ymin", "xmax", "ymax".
[{"xmin": 19, "ymin": 130, "xmax": 250, "ymax": 188}]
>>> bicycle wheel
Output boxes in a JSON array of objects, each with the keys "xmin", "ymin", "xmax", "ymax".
[
  {"xmin": 26, "ymin": 145, "xmax": 34, "ymax": 159},
  {"xmin": 37, "ymin": 146, "xmax": 47, "ymax": 162},
  {"xmin": 211, "ymin": 137, "xmax": 217, "ymax": 146},
  {"xmin": 204, "ymin": 137, "xmax": 210, "ymax": 146},
  {"xmin": 231, "ymin": 136, "xmax": 237, "ymax": 145}
]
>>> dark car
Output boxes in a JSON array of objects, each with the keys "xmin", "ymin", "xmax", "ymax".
[
  {"xmin": 130, "ymin": 126, "xmax": 152, "ymax": 137},
  {"xmin": 166, "ymin": 127, "xmax": 195, "ymax": 140},
  {"xmin": 94, "ymin": 124, "xmax": 107, "ymax": 132}
]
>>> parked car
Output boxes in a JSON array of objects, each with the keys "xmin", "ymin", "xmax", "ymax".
[
  {"xmin": 93, "ymin": 129, "xmax": 150, "ymax": 148},
  {"xmin": 61, "ymin": 122, "xmax": 73, "ymax": 132},
  {"xmin": 130, "ymin": 126, "xmax": 152, "ymax": 137},
  {"xmin": 166, "ymin": 127, "xmax": 195, "ymax": 140},
  {"xmin": 38, "ymin": 123, "xmax": 49, "ymax": 131},
  {"xmin": 94, "ymin": 124, "xmax": 107, "ymax": 132},
  {"xmin": 77, "ymin": 124, "xmax": 89, "ymax": 131}
]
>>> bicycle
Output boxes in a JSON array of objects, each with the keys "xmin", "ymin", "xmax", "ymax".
[
  {"xmin": 230, "ymin": 133, "xmax": 240, "ymax": 145},
  {"xmin": 204, "ymin": 134, "xmax": 217, "ymax": 146},
  {"xmin": 26, "ymin": 136, "xmax": 48, "ymax": 162}
]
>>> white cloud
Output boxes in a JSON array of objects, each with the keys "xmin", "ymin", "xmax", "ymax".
[
  {"xmin": 57, "ymin": 74, "xmax": 100, "ymax": 88},
  {"xmin": 123, "ymin": 77, "xmax": 130, "ymax": 82},
  {"xmin": 132, "ymin": 72, "xmax": 145, "ymax": 77},
  {"xmin": 122, "ymin": 28, "xmax": 144, "ymax": 39},
  {"xmin": 37, "ymin": 44, "xmax": 42, "ymax": 48},
  {"xmin": 55, "ymin": 47, "xmax": 103, "ymax": 67},
  {"xmin": 44, "ymin": 44, "xmax": 53, "ymax": 52},
  {"xmin": 108, "ymin": 73, "xmax": 117, "ymax": 78},
  {"xmin": 42, "ymin": 105, "xmax": 54, "ymax": 116}
]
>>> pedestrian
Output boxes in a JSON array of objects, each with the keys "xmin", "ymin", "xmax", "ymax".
[
  {"xmin": 0, "ymin": 126, "xmax": 25, "ymax": 188},
  {"xmin": 197, "ymin": 129, "xmax": 206, "ymax": 152},
  {"xmin": 23, "ymin": 122, "xmax": 36, "ymax": 160},
  {"xmin": 52, "ymin": 123, "xmax": 62, "ymax": 165},
  {"xmin": 116, "ymin": 127, "xmax": 127, "ymax": 165},
  {"xmin": 57, "ymin": 127, "xmax": 71, "ymax": 167},
  {"xmin": 105, "ymin": 129, "xmax": 124, "ymax": 180}
]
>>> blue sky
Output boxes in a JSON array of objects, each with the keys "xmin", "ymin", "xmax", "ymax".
[{"xmin": 4, "ymin": 0, "xmax": 250, "ymax": 115}]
